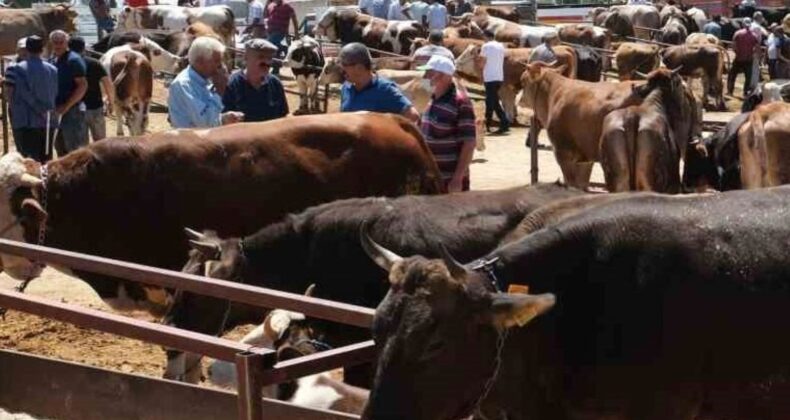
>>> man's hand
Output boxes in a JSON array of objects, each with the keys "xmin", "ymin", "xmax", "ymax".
[
  {"xmin": 221, "ymin": 111, "xmax": 245, "ymax": 125},
  {"xmin": 447, "ymin": 176, "xmax": 463, "ymax": 193}
]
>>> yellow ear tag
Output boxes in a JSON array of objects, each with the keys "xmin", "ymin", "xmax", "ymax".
[{"xmin": 507, "ymin": 284, "xmax": 529, "ymax": 294}]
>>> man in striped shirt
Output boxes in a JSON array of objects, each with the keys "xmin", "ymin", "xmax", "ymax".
[{"xmin": 418, "ymin": 55, "xmax": 477, "ymax": 192}]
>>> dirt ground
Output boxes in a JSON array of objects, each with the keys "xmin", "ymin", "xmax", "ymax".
[{"xmin": 0, "ymin": 72, "xmax": 746, "ymax": 389}]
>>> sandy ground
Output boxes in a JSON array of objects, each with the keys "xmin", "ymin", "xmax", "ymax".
[{"xmin": 0, "ymin": 72, "xmax": 746, "ymax": 388}]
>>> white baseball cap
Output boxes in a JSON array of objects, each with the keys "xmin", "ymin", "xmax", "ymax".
[
  {"xmin": 17, "ymin": 37, "xmax": 27, "ymax": 50},
  {"xmin": 418, "ymin": 55, "xmax": 456, "ymax": 76}
]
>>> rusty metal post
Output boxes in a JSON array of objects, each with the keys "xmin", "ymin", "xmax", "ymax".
[
  {"xmin": 1, "ymin": 59, "xmax": 7, "ymax": 154},
  {"xmin": 236, "ymin": 351, "xmax": 267, "ymax": 420},
  {"xmin": 529, "ymin": 116, "xmax": 539, "ymax": 184}
]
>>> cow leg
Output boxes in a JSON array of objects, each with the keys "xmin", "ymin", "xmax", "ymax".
[
  {"xmin": 738, "ymin": 122, "xmax": 766, "ymax": 188},
  {"xmin": 308, "ymin": 75, "xmax": 320, "ymax": 112},
  {"xmin": 499, "ymin": 85, "xmax": 517, "ymax": 125},
  {"xmin": 164, "ymin": 350, "xmax": 204, "ymax": 383},
  {"xmin": 701, "ymin": 77, "xmax": 711, "ymax": 110},
  {"xmin": 635, "ymin": 129, "xmax": 678, "ymax": 193},
  {"xmin": 297, "ymin": 76, "xmax": 308, "ymax": 111},
  {"xmin": 114, "ymin": 102, "xmax": 124, "ymax": 137},
  {"xmin": 554, "ymin": 147, "xmax": 593, "ymax": 190},
  {"xmin": 600, "ymin": 127, "xmax": 632, "ymax": 192}
]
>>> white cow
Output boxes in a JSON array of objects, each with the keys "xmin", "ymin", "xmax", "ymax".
[
  {"xmin": 117, "ymin": 5, "xmax": 235, "ymax": 47},
  {"xmin": 315, "ymin": 7, "xmax": 422, "ymax": 56},
  {"xmin": 285, "ymin": 36, "xmax": 324, "ymax": 113}
]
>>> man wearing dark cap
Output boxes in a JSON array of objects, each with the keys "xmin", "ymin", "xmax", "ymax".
[
  {"xmin": 70, "ymin": 36, "xmax": 113, "ymax": 142},
  {"xmin": 412, "ymin": 30, "xmax": 454, "ymax": 67},
  {"xmin": 338, "ymin": 43, "xmax": 420, "ymax": 122},
  {"xmin": 4, "ymin": 36, "xmax": 58, "ymax": 162},
  {"xmin": 222, "ymin": 39, "xmax": 289, "ymax": 122}
]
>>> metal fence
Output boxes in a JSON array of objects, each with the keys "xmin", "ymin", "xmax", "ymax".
[{"xmin": 0, "ymin": 238, "xmax": 376, "ymax": 420}]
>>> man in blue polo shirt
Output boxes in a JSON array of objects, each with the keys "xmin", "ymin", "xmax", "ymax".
[
  {"xmin": 222, "ymin": 39, "xmax": 289, "ymax": 122},
  {"xmin": 50, "ymin": 30, "xmax": 87, "ymax": 156},
  {"xmin": 338, "ymin": 43, "xmax": 420, "ymax": 122}
]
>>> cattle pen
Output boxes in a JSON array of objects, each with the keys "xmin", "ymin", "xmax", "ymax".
[{"xmin": 0, "ymin": 239, "xmax": 376, "ymax": 420}]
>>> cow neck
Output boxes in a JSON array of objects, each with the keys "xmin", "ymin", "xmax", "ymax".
[{"xmin": 468, "ymin": 256, "xmax": 504, "ymax": 292}]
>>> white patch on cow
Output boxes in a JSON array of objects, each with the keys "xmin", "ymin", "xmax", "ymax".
[
  {"xmin": 290, "ymin": 374, "xmax": 343, "ymax": 410},
  {"xmin": 120, "ymin": 5, "xmax": 233, "ymax": 45},
  {"xmin": 0, "ymin": 153, "xmax": 44, "ymax": 280}
]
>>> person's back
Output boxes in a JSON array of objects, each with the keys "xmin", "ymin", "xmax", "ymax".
[
  {"xmin": 406, "ymin": 0, "xmax": 429, "ymax": 23},
  {"xmin": 370, "ymin": 0, "xmax": 391, "ymax": 18},
  {"xmin": 529, "ymin": 43, "xmax": 556, "ymax": 64},
  {"xmin": 481, "ymin": 39, "xmax": 505, "ymax": 82},
  {"xmin": 388, "ymin": 0, "xmax": 407, "ymax": 20},
  {"xmin": 703, "ymin": 21, "xmax": 721, "ymax": 38},
  {"xmin": 426, "ymin": 2, "xmax": 448, "ymax": 30},
  {"xmin": 733, "ymin": 28, "xmax": 758, "ymax": 61}
]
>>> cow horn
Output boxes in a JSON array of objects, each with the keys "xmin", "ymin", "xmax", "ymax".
[
  {"xmin": 184, "ymin": 228, "xmax": 205, "ymax": 241},
  {"xmin": 671, "ymin": 65, "xmax": 684, "ymax": 75},
  {"xmin": 189, "ymin": 240, "xmax": 220, "ymax": 259},
  {"xmin": 439, "ymin": 244, "xmax": 468, "ymax": 278},
  {"xmin": 19, "ymin": 173, "xmax": 43, "ymax": 188},
  {"xmin": 304, "ymin": 284, "xmax": 316, "ymax": 297},
  {"xmin": 360, "ymin": 225, "xmax": 402, "ymax": 272},
  {"xmin": 634, "ymin": 70, "xmax": 649, "ymax": 79}
]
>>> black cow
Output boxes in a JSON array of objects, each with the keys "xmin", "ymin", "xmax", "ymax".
[
  {"xmin": 362, "ymin": 186, "xmax": 790, "ymax": 420},
  {"xmin": 732, "ymin": 5, "xmax": 788, "ymax": 25},
  {"xmin": 285, "ymin": 36, "xmax": 325, "ymax": 114},
  {"xmin": 163, "ymin": 183, "xmax": 585, "ymax": 383},
  {"xmin": 682, "ymin": 112, "xmax": 749, "ymax": 192},
  {"xmin": 573, "ymin": 45, "xmax": 603, "ymax": 82}
]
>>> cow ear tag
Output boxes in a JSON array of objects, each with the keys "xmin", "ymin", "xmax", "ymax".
[{"xmin": 507, "ymin": 284, "xmax": 529, "ymax": 295}]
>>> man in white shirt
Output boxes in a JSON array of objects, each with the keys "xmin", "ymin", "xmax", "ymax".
[
  {"xmin": 425, "ymin": 0, "xmax": 448, "ymax": 30},
  {"xmin": 388, "ymin": 0, "xmax": 408, "ymax": 20},
  {"xmin": 244, "ymin": 0, "xmax": 265, "ymax": 39},
  {"xmin": 476, "ymin": 30, "xmax": 509, "ymax": 134}
]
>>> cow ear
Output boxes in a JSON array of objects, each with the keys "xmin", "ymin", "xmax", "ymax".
[{"xmin": 486, "ymin": 292, "xmax": 555, "ymax": 330}]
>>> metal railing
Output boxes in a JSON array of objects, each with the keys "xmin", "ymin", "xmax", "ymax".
[{"xmin": 0, "ymin": 239, "xmax": 376, "ymax": 420}]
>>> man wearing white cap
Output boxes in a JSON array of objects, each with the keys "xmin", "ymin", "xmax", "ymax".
[
  {"xmin": 418, "ymin": 55, "xmax": 477, "ymax": 193},
  {"xmin": 16, "ymin": 38, "xmax": 27, "ymax": 63}
]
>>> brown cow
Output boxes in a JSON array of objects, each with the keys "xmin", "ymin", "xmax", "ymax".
[
  {"xmin": 599, "ymin": 68, "xmax": 702, "ymax": 192},
  {"xmin": 462, "ymin": 8, "xmax": 558, "ymax": 47},
  {"xmin": 731, "ymin": 102, "xmax": 790, "ymax": 188},
  {"xmin": 456, "ymin": 44, "xmax": 577, "ymax": 122},
  {"xmin": 477, "ymin": 5, "xmax": 519, "ymax": 22},
  {"xmin": 604, "ymin": 4, "xmax": 661, "ymax": 38},
  {"xmin": 615, "ymin": 42, "xmax": 661, "ymax": 80},
  {"xmin": 411, "ymin": 35, "xmax": 483, "ymax": 58},
  {"xmin": 662, "ymin": 44, "xmax": 726, "ymax": 110},
  {"xmin": 557, "ymin": 23, "xmax": 611, "ymax": 50},
  {"xmin": 100, "ymin": 46, "xmax": 154, "ymax": 136},
  {"xmin": 0, "ymin": 113, "xmax": 442, "ymax": 312},
  {"xmin": 520, "ymin": 63, "xmax": 643, "ymax": 189},
  {"xmin": 315, "ymin": 7, "xmax": 424, "ymax": 55},
  {"xmin": 0, "ymin": 4, "xmax": 77, "ymax": 56},
  {"xmin": 117, "ymin": 5, "xmax": 235, "ymax": 48}
]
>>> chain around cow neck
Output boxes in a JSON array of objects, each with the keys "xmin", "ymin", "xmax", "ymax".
[{"xmin": 471, "ymin": 327, "xmax": 510, "ymax": 419}]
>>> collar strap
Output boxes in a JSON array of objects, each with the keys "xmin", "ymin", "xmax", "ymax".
[{"xmin": 469, "ymin": 256, "xmax": 504, "ymax": 292}]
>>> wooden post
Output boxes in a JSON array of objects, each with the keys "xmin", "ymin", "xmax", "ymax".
[
  {"xmin": 529, "ymin": 116, "xmax": 539, "ymax": 184},
  {"xmin": 1, "ymin": 59, "xmax": 7, "ymax": 154},
  {"xmin": 236, "ymin": 351, "xmax": 267, "ymax": 420}
]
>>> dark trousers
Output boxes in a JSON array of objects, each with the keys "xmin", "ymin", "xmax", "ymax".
[
  {"xmin": 484, "ymin": 81, "xmax": 509, "ymax": 130},
  {"xmin": 54, "ymin": 106, "xmax": 88, "ymax": 157},
  {"xmin": 728, "ymin": 59, "xmax": 753, "ymax": 96},
  {"xmin": 13, "ymin": 127, "xmax": 53, "ymax": 163},
  {"xmin": 769, "ymin": 59, "xmax": 778, "ymax": 80}
]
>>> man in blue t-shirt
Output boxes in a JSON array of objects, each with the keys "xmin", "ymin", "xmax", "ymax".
[
  {"xmin": 338, "ymin": 43, "xmax": 419, "ymax": 122},
  {"xmin": 222, "ymin": 39, "xmax": 289, "ymax": 122},
  {"xmin": 50, "ymin": 30, "xmax": 88, "ymax": 157}
]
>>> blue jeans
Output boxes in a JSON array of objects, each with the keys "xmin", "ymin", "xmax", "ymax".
[
  {"xmin": 55, "ymin": 106, "xmax": 88, "ymax": 157},
  {"xmin": 267, "ymin": 32, "xmax": 288, "ymax": 74}
]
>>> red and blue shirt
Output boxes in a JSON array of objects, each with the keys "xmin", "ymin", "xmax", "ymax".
[{"xmin": 420, "ymin": 84, "xmax": 476, "ymax": 182}]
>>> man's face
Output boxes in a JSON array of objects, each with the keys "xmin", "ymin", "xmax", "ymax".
[
  {"xmin": 50, "ymin": 36, "xmax": 68, "ymax": 56},
  {"xmin": 424, "ymin": 69, "xmax": 451, "ymax": 91},
  {"xmin": 196, "ymin": 50, "xmax": 224, "ymax": 79},
  {"xmin": 341, "ymin": 62, "xmax": 367, "ymax": 86},
  {"xmin": 246, "ymin": 50, "xmax": 275, "ymax": 76}
]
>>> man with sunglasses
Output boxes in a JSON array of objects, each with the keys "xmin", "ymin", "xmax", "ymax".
[
  {"xmin": 338, "ymin": 43, "xmax": 420, "ymax": 123},
  {"xmin": 222, "ymin": 39, "xmax": 289, "ymax": 122}
]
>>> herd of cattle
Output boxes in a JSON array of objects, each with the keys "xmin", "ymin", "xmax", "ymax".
[{"xmin": 4, "ymin": 0, "xmax": 790, "ymax": 419}]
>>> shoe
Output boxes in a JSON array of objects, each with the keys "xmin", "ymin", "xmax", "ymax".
[{"xmin": 492, "ymin": 128, "xmax": 510, "ymax": 135}]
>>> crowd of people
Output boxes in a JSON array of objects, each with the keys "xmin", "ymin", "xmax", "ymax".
[{"xmin": 4, "ymin": 32, "xmax": 112, "ymax": 163}]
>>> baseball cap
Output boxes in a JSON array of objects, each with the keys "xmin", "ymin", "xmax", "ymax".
[
  {"xmin": 245, "ymin": 38, "xmax": 278, "ymax": 52},
  {"xmin": 417, "ymin": 55, "xmax": 456, "ymax": 76},
  {"xmin": 17, "ymin": 37, "xmax": 27, "ymax": 50}
]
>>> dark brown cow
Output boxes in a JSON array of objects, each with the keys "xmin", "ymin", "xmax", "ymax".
[
  {"xmin": 599, "ymin": 68, "xmax": 702, "ymax": 192},
  {"xmin": 360, "ymin": 186, "xmax": 790, "ymax": 420},
  {"xmin": 615, "ymin": 42, "xmax": 661, "ymax": 80},
  {"xmin": 0, "ymin": 4, "xmax": 77, "ymax": 56},
  {"xmin": 684, "ymin": 102, "xmax": 790, "ymax": 190},
  {"xmin": 520, "ymin": 63, "xmax": 644, "ymax": 189},
  {"xmin": 662, "ymin": 44, "xmax": 726, "ymax": 110},
  {"xmin": 0, "ymin": 113, "xmax": 442, "ymax": 313},
  {"xmin": 315, "ymin": 7, "xmax": 424, "ymax": 55}
]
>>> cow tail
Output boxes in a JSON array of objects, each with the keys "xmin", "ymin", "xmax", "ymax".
[
  {"xmin": 395, "ymin": 116, "xmax": 444, "ymax": 194},
  {"xmin": 626, "ymin": 110, "xmax": 638, "ymax": 191},
  {"xmin": 750, "ymin": 110, "xmax": 769, "ymax": 178}
]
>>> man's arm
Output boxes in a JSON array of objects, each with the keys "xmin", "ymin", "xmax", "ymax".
[
  {"xmin": 168, "ymin": 82, "xmax": 203, "ymax": 128},
  {"xmin": 402, "ymin": 106, "xmax": 420, "ymax": 123},
  {"xmin": 291, "ymin": 10, "xmax": 299, "ymax": 36},
  {"xmin": 448, "ymin": 99, "xmax": 477, "ymax": 192},
  {"xmin": 100, "ymin": 75, "xmax": 114, "ymax": 114},
  {"xmin": 448, "ymin": 140, "xmax": 475, "ymax": 192},
  {"xmin": 56, "ymin": 77, "xmax": 86, "ymax": 115}
]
